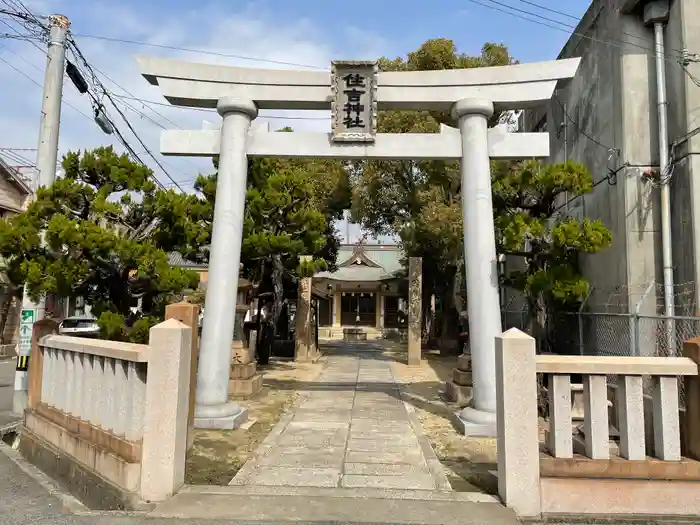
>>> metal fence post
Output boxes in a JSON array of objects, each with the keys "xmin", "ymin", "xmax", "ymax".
[
  {"xmin": 633, "ymin": 282, "xmax": 655, "ymax": 356},
  {"xmin": 578, "ymin": 289, "xmax": 592, "ymax": 356},
  {"xmin": 630, "ymin": 313, "xmax": 639, "ymax": 356}
]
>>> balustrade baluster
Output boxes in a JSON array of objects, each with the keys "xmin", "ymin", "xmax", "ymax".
[
  {"xmin": 548, "ymin": 374, "xmax": 572, "ymax": 458},
  {"xmin": 583, "ymin": 375, "xmax": 609, "ymax": 459},
  {"xmin": 617, "ymin": 375, "xmax": 645, "ymax": 460},
  {"xmin": 652, "ymin": 376, "xmax": 681, "ymax": 461}
]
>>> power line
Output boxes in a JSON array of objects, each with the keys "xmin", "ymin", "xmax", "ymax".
[
  {"xmin": 553, "ymin": 169, "xmax": 619, "ymax": 214},
  {"xmin": 0, "ymin": 149, "xmax": 33, "ymax": 166},
  {"xmin": 71, "ymin": 32, "xmax": 328, "ymax": 70},
  {"xmin": 0, "ymin": 50, "xmax": 93, "ymax": 121},
  {"xmin": 66, "ymin": 37, "xmax": 186, "ymax": 191},
  {"xmin": 2, "ymin": 8, "xmax": 199, "ymax": 192},
  {"xmin": 0, "ymin": 16, "xmax": 47, "ymax": 54},
  {"xmin": 552, "ymin": 96, "xmax": 619, "ymax": 154},
  {"xmin": 466, "ymin": 0, "xmax": 686, "ymax": 61},
  {"xmin": 513, "ymin": 0, "xmax": 579, "ymax": 20},
  {"xmin": 2, "ymin": 9, "xmax": 174, "ymax": 189}
]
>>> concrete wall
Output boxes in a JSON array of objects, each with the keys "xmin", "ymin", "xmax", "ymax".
[
  {"xmin": 666, "ymin": 0, "xmax": 700, "ymax": 314},
  {"xmin": 522, "ymin": 0, "xmax": 700, "ymax": 316}
]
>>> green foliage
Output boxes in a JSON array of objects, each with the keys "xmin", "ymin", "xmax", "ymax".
[
  {"xmin": 97, "ymin": 311, "xmax": 160, "ymax": 343},
  {"xmin": 129, "ymin": 316, "xmax": 161, "ymax": 344},
  {"xmin": 158, "ymin": 136, "xmax": 349, "ymax": 344},
  {"xmin": 494, "ymin": 160, "xmax": 612, "ymax": 308},
  {"xmin": 97, "ymin": 311, "xmax": 126, "ymax": 341},
  {"xmin": 350, "ymin": 38, "xmax": 613, "ymax": 342},
  {"xmin": 242, "ymin": 166, "xmax": 331, "ymax": 279},
  {"xmin": 0, "ymin": 147, "xmax": 199, "ymax": 334},
  {"xmin": 351, "ymin": 39, "xmax": 517, "ymax": 341},
  {"xmin": 353, "ymin": 39, "xmax": 515, "ymax": 263}
]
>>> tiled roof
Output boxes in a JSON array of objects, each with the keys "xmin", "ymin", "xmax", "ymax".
[
  {"xmin": 315, "ymin": 243, "xmax": 405, "ymax": 281},
  {"xmin": 168, "ymin": 252, "xmax": 207, "ymax": 269}
]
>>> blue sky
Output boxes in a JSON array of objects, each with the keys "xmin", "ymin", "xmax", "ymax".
[{"xmin": 1, "ymin": 0, "xmax": 593, "ymax": 242}]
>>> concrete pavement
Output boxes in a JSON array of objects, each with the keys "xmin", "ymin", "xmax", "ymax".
[
  {"xmin": 2, "ymin": 440, "xmax": 451, "ymax": 525},
  {"xmin": 0, "ymin": 357, "xmax": 21, "ymax": 435},
  {"xmin": 230, "ymin": 349, "xmax": 451, "ymax": 490}
]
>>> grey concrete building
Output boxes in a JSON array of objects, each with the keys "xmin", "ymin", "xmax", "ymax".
[{"xmin": 521, "ymin": 0, "xmax": 700, "ymax": 317}]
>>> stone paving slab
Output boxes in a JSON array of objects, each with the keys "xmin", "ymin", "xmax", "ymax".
[
  {"xmin": 346, "ymin": 438, "xmax": 422, "ymax": 453},
  {"xmin": 341, "ymin": 474, "xmax": 436, "ymax": 490},
  {"xmin": 345, "ymin": 450, "xmax": 426, "ymax": 465},
  {"xmin": 245, "ymin": 467, "xmax": 341, "ymax": 488},
  {"xmin": 229, "ymin": 350, "xmax": 450, "ymax": 492},
  {"xmin": 343, "ymin": 462, "xmax": 432, "ymax": 477}
]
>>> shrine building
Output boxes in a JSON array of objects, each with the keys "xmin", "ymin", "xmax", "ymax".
[{"xmin": 313, "ymin": 243, "xmax": 407, "ymax": 339}]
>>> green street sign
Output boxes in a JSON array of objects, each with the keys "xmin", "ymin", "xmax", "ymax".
[{"xmin": 21, "ymin": 309, "xmax": 35, "ymax": 324}]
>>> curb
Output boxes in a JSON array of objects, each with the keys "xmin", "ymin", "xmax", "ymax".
[{"xmin": 0, "ymin": 436, "xmax": 90, "ymax": 515}]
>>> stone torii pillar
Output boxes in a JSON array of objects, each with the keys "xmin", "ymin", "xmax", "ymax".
[
  {"xmin": 194, "ymin": 97, "xmax": 257, "ymax": 429},
  {"xmin": 452, "ymin": 98, "xmax": 503, "ymax": 436}
]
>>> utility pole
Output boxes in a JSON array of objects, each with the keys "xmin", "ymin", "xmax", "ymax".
[{"xmin": 14, "ymin": 14, "xmax": 70, "ymax": 407}]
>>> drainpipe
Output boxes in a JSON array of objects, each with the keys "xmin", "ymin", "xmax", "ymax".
[{"xmin": 645, "ymin": 1, "xmax": 675, "ymax": 349}]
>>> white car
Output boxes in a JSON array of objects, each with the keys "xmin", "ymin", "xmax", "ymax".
[{"xmin": 58, "ymin": 315, "xmax": 100, "ymax": 338}]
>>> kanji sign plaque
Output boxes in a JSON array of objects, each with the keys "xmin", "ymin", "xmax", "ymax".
[{"xmin": 331, "ymin": 60, "xmax": 378, "ymax": 143}]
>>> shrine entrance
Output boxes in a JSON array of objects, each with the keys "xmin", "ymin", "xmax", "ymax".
[
  {"xmin": 340, "ymin": 292, "xmax": 376, "ymax": 327},
  {"xmin": 138, "ymin": 54, "xmax": 580, "ymax": 435}
]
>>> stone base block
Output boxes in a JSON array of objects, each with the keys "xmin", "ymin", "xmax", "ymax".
[
  {"xmin": 194, "ymin": 404, "xmax": 248, "ymax": 430},
  {"xmin": 452, "ymin": 369, "xmax": 472, "ymax": 385},
  {"xmin": 229, "ymin": 374, "xmax": 263, "ymax": 397},
  {"xmin": 231, "ymin": 341, "xmax": 253, "ymax": 366},
  {"xmin": 230, "ymin": 362, "xmax": 257, "ymax": 380},
  {"xmin": 22, "ymin": 411, "xmax": 151, "ymax": 510},
  {"xmin": 444, "ymin": 380, "xmax": 472, "ymax": 404},
  {"xmin": 456, "ymin": 354, "xmax": 471, "ymax": 371},
  {"xmin": 457, "ymin": 407, "xmax": 497, "ymax": 437}
]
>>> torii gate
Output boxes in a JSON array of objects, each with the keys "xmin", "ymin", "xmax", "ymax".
[{"xmin": 137, "ymin": 55, "xmax": 580, "ymax": 434}]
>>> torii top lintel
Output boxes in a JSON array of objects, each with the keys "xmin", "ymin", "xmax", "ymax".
[{"xmin": 136, "ymin": 55, "xmax": 580, "ymax": 112}]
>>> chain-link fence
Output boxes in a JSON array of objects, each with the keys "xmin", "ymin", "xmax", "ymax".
[
  {"xmin": 501, "ymin": 281, "xmax": 700, "ymax": 358},
  {"xmin": 502, "ymin": 281, "xmax": 700, "ymax": 408}
]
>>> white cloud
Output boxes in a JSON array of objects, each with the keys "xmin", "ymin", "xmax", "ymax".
[
  {"xmin": 0, "ymin": 0, "xmax": 349, "ymax": 191},
  {"xmin": 1, "ymin": 0, "xmax": 396, "ymax": 243}
]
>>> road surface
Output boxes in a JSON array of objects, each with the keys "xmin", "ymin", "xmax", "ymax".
[{"xmin": 0, "ymin": 357, "xmax": 19, "ymax": 432}]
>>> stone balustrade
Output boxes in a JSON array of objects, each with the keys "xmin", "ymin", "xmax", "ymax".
[
  {"xmin": 21, "ymin": 319, "xmax": 192, "ymax": 509},
  {"xmin": 539, "ymin": 354, "xmax": 695, "ymax": 462},
  {"xmin": 496, "ymin": 328, "xmax": 700, "ymax": 519},
  {"xmin": 38, "ymin": 337, "xmax": 148, "ymax": 441}
]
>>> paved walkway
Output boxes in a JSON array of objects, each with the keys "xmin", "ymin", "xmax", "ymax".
[{"xmin": 230, "ymin": 345, "xmax": 450, "ymax": 491}]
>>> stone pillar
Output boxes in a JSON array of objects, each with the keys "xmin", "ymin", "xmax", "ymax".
[
  {"xmin": 333, "ymin": 293, "xmax": 341, "ymax": 327},
  {"xmin": 295, "ymin": 256, "xmax": 312, "ymax": 362},
  {"xmin": 683, "ymin": 336, "xmax": 700, "ymax": 460},
  {"xmin": 26, "ymin": 319, "xmax": 59, "ymax": 410},
  {"xmin": 377, "ymin": 292, "xmax": 384, "ymax": 329},
  {"xmin": 408, "ymin": 257, "xmax": 422, "ymax": 366},
  {"xmin": 140, "ymin": 319, "xmax": 192, "ymax": 502},
  {"xmin": 373, "ymin": 292, "xmax": 379, "ymax": 328},
  {"xmin": 452, "ymin": 98, "xmax": 503, "ymax": 436},
  {"xmin": 165, "ymin": 302, "xmax": 200, "ymax": 450},
  {"xmin": 495, "ymin": 328, "xmax": 541, "ymax": 517},
  {"xmin": 195, "ymin": 97, "xmax": 256, "ymax": 429}
]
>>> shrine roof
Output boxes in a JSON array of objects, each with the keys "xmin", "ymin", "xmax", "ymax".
[{"xmin": 314, "ymin": 243, "xmax": 404, "ymax": 282}]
